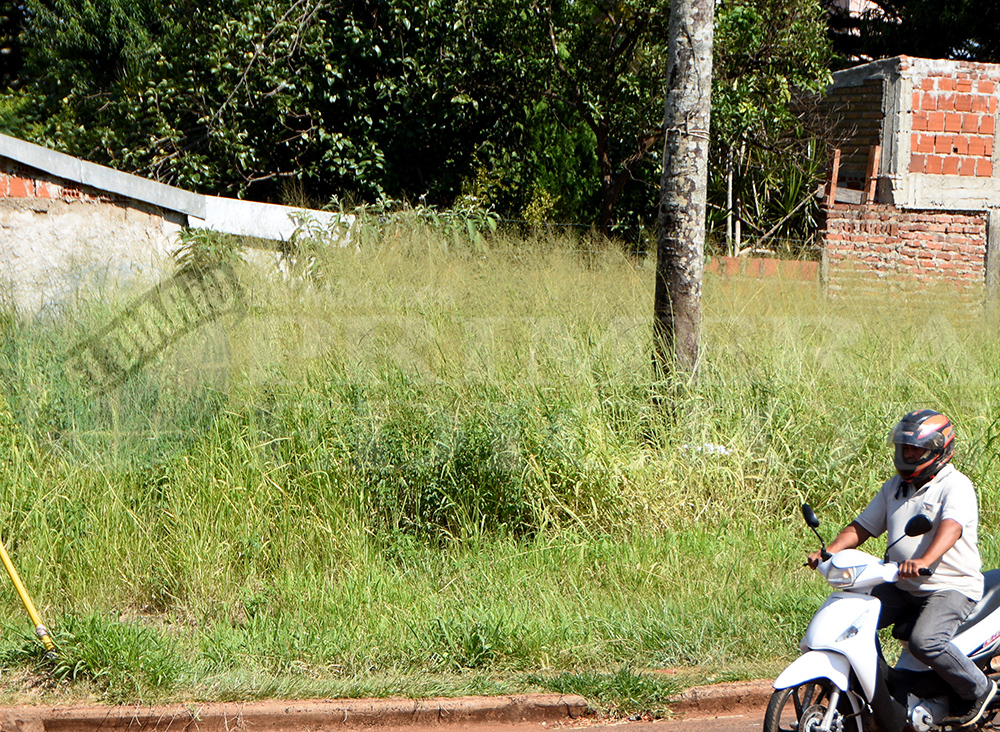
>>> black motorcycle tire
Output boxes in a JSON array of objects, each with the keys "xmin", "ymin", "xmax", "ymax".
[{"xmin": 763, "ymin": 680, "xmax": 859, "ymax": 732}]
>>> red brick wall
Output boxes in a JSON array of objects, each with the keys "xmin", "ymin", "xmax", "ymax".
[
  {"xmin": 907, "ymin": 63, "xmax": 999, "ymax": 178},
  {"xmin": 0, "ymin": 161, "xmax": 109, "ymax": 203},
  {"xmin": 823, "ymin": 205, "xmax": 987, "ymax": 292}
]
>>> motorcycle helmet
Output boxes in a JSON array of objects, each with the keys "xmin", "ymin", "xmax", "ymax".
[{"xmin": 890, "ymin": 409, "xmax": 955, "ymax": 483}]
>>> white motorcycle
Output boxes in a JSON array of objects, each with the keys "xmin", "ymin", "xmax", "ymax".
[{"xmin": 766, "ymin": 505, "xmax": 1000, "ymax": 732}]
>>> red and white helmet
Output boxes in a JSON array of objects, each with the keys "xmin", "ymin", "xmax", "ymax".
[{"xmin": 890, "ymin": 409, "xmax": 956, "ymax": 483}]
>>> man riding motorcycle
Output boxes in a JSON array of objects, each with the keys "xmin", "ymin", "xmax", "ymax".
[{"xmin": 807, "ymin": 409, "xmax": 996, "ymax": 727}]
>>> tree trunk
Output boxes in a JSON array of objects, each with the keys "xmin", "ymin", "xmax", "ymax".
[
  {"xmin": 653, "ymin": 0, "xmax": 714, "ymax": 380},
  {"xmin": 726, "ymin": 146, "xmax": 733, "ymax": 256}
]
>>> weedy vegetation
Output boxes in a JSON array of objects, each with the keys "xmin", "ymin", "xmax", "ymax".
[{"xmin": 1, "ymin": 217, "xmax": 1000, "ymax": 714}]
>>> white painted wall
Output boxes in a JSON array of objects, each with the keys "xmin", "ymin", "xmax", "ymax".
[{"xmin": 0, "ymin": 198, "xmax": 184, "ymax": 315}]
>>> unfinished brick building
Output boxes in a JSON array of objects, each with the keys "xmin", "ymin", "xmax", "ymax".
[{"xmin": 820, "ymin": 56, "xmax": 1000, "ymax": 296}]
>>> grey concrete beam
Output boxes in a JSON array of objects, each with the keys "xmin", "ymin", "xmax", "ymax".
[
  {"xmin": 828, "ymin": 57, "xmax": 903, "ymax": 91},
  {"xmin": 988, "ymin": 209, "xmax": 1000, "ymax": 302},
  {"xmin": 908, "ymin": 57, "xmax": 1000, "ymax": 79},
  {"xmin": 189, "ymin": 195, "xmax": 354, "ymax": 243},
  {"xmin": 897, "ymin": 174, "xmax": 1000, "ymax": 210},
  {"xmin": 0, "ymin": 133, "xmax": 205, "ymax": 218},
  {"xmin": 881, "ymin": 69, "xmax": 910, "ymax": 204}
]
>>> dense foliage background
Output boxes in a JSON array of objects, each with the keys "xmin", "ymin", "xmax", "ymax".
[{"xmin": 1, "ymin": 0, "xmax": 834, "ymax": 250}]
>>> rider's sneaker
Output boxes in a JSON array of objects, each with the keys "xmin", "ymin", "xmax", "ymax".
[{"xmin": 949, "ymin": 678, "xmax": 998, "ymax": 728}]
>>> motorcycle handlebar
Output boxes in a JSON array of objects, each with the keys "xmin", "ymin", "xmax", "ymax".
[
  {"xmin": 802, "ymin": 550, "xmax": 832, "ymax": 569},
  {"xmin": 801, "ymin": 557, "xmax": 934, "ymax": 578}
]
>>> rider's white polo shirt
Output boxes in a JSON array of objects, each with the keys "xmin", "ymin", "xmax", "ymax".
[{"xmin": 855, "ymin": 464, "xmax": 984, "ymax": 601}]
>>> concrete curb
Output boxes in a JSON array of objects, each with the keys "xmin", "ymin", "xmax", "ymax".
[
  {"xmin": 667, "ymin": 680, "xmax": 775, "ymax": 718},
  {"xmin": 0, "ymin": 694, "xmax": 590, "ymax": 732},
  {"xmin": 0, "ymin": 681, "xmax": 775, "ymax": 731}
]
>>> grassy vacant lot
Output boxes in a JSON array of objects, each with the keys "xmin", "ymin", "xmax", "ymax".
[{"xmin": 2, "ymin": 225, "xmax": 1000, "ymax": 713}]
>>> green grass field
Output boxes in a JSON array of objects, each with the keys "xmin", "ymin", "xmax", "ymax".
[{"xmin": 2, "ymin": 225, "xmax": 1000, "ymax": 712}]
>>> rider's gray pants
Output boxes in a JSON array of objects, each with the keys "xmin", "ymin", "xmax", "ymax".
[{"xmin": 873, "ymin": 584, "xmax": 989, "ymax": 700}]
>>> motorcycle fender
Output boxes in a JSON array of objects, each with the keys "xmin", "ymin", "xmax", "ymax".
[{"xmin": 774, "ymin": 650, "xmax": 853, "ymax": 693}]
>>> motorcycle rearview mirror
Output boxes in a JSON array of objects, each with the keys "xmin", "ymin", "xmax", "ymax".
[
  {"xmin": 802, "ymin": 504, "xmax": 820, "ymax": 529},
  {"xmin": 905, "ymin": 514, "xmax": 933, "ymax": 537},
  {"xmin": 801, "ymin": 504, "xmax": 831, "ymax": 561},
  {"xmin": 884, "ymin": 514, "xmax": 934, "ymax": 561}
]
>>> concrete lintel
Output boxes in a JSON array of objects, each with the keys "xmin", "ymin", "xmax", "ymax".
[
  {"xmin": 904, "ymin": 57, "xmax": 1000, "ymax": 80},
  {"xmin": 0, "ymin": 134, "xmax": 206, "ymax": 218},
  {"xmin": 832, "ymin": 57, "xmax": 1000, "ymax": 94},
  {"xmin": 896, "ymin": 174, "xmax": 1000, "ymax": 211},
  {"xmin": 829, "ymin": 57, "xmax": 903, "ymax": 92}
]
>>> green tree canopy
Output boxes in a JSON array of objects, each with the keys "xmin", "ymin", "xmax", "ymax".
[
  {"xmin": 1, "ymin": 0, "xmax": 833, "ymax": 249},
  {"xmin": 709, "ymin": 0, "xmax": 832, "ymax": 255},
  {"xmin": 5, "ymin": 0, "xmax": 514, "ymax": 204},
  {"xmin": 0, "ymin": 1, "xmax": 25, "ymax": 89}
]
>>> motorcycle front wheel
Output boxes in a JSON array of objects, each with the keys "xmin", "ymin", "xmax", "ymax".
[{"xmin": 764, "ymin": 680, "xmax": 859, "ymax": 732}]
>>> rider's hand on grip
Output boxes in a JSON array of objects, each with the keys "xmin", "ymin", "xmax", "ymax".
[
  {"xmin": 899, "ymin": 558, "xmax": 934, "ymax": 578},
  {"xmin": 805, "ymin": 549, "xmax": 832, "ymax": 569}
]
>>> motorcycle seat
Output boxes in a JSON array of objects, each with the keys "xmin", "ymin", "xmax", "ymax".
[
  {"xmin": 958, "ymin": 569, "xmax": 1000, "ymax": 632},
  {"xmin": 892, "ymin": 569, "xmax": 1000, "ymax": 641}
]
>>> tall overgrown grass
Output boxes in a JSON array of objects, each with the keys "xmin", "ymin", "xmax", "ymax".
[{"xmin": 1, "ymin": 224, "xmax": 1000, "ymax": 710}]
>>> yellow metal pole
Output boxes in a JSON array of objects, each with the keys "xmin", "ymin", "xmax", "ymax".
[{"xmin": 0, "ymin": 538, "xmax": 55, "ymax": 655}]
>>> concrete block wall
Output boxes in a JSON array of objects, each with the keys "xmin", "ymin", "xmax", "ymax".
[
  {"xmin": 822, "ymin": 78, "xmax": 885, "ymax": 188},
  {"xmin": 824, "ymin": 205, "xmax": 987, "ymax": 293}
]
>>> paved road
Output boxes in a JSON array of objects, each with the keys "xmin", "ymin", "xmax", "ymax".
[
  {"xmin": 628, "ymin": 709, "xmax": 764, "ymax": 732},
  {"xmin": 374, "ymin": 707, "xmax": 766, "ymax": 732}
]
